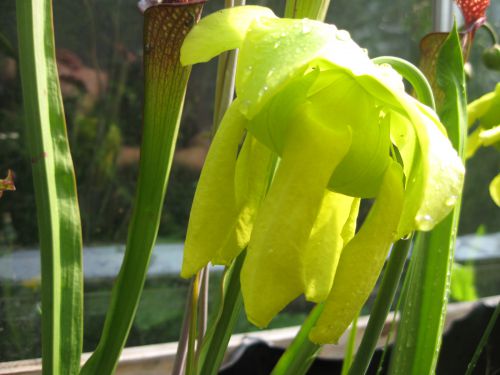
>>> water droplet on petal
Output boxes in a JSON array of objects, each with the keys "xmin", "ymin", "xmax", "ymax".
[
  {"xmin": 445, "ymin": 195, "xmax": 458, "ymax": 207},
  {"xmin": 242, "ymin": 65, "xmax": 254, "ymax": 81},
  {"xmin": 257, "ymin": 85, "xmax": 269, "ymax": 100},
  {"xmin": 239, "ymin": 99, "xmax": 252, "ymax": 115},
  {"xmin": 301, "ymin": 20, "xmax": 311, "ymax": 34},
  {"xmin": 415, "ymin": 214, "xmax": 434, "ymax": 231},
  {"xmin": 336, "ymin": 30, "xmax": 351, "ymax": 41}
]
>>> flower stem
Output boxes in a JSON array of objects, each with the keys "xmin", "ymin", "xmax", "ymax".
[
  {"xmin": 480, "ymin": 22, "xmax": 498, "ymax": 44},
  {"xmin": 197, "ymin": 252, "xmax": 246, "ymax": 375},
  {"xmin": 270, "ymin": 304, "xmax": 324, "ymax": 375},
  {"xmin": 372, "ymin": 56, "xmax": 436, "ymax": 110},
  {"xmin": 186, "ymin": 271, "xmax": 201, "ymax": 375},
  {"xmin": 341, "ymin": 313, "xmax": 359, "ymax": 375},
  {"xmin": 172, "ymin": 278, "xmax": 196, "ymax": 375},
  {"xmin": 465, "ymin": 301, "xmax": 500, "ymax": 375}
]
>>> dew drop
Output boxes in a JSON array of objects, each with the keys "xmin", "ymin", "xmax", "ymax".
[
  {"xmin": 336, "ymin": 30, "xmax": 351, "ymax": 41},
  {"xmin": 239, "ymin": 99, "xmax": 252, "ymax": 115},
  {"xmin": 257, "ymin": 85, "xmax": 269, "ymax": 99},
  {"xmin": 301, "ymin": 20, "xmax": 311, "ymax": 34},
  {"xmin": 399, "ymin": 232, "xmax": 411, "ymax": 240},
  {"xmin": 242, "ymin": 65, "xmax": 253, "ymax": 80},
  {"xmin": 415, "ymin": 214, "xmax": 434, "ymax": 231},
  {"xmin": 445, "ymin": 195, "xmax": 457, "ymax": 207}
]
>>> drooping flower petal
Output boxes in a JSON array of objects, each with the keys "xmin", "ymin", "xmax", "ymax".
[
  {"xmin": 303, "ymin": 191, "xmax": 357, "ymax": 302},
  {"xmin": 241, "ymin": 105, "xmax": 352, "ymax": 328},
  {"xmin": 389, "ymin": 110, "xmax": 418, "ymax": 179},
  {"xmin": 236, "ymin": 19, "xmax": 371, "ymax": 119},
  {"xmin": 467, "ymin": 83, "xmax": 500, "ymax": 128},
  {"xmin": 246, "ymin": 70, "xmax": 320, "ymax": 156},
  {"xmin": 401, "ymin": 99, "xmax": 465, "ymax": 232},
  {"xmin": 213, "ymin": 133, "xmax": 277, "ymax": 264},
  {"xmin": 310, "ymin": 161, "xmax": 404, "ymax": 344},
  {"xmin": 181, "ymin": 103, "xmax": 246, "ymax": 277},
  {"xmin": 340, "ymin": 198, "xmax": 361, "ymax": 244},
  {"xmin": 478, "ymin": 125, "xmax": 500, "ymax": 146},
  {"xmin": 490, "ymin": 173, "xmax": 500, "ymax": 206},
  {"xmin": 180, "ymin": 6, "xmax": 277, "ymax": 66},
  {"xmin": 307, "ymin": 69, "xmax": 392, "ymax": 198},
  {"xmin": 469, "ymin": 83, "xmax": 500, "ymax": 129}
]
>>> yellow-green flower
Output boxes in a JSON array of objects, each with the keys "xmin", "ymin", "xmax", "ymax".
[
  {"xmin": 179, "ymin": 6, "xmax": 464, "ymax": 343},
  {"xmin": 466, "ymin": 82, "xmax": 500, "ymax": 206},
  {"xmin": 466, "ymin": 82, "xmax": 500, "ymax": 158}
]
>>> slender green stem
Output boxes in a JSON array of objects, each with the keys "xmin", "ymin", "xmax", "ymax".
[
  {"xmin": 481, "ymin": 22, "xmax": 498, "ymax": 44},
  {"xmin": 186, "ymin": 272, "xmax": 201, "ymax": 375},
  {"xmin": 348, "ymin": 238, "xmax": 412, "ymax": 375},
  {"xmin": 211, "ymin": 0, "xmax": 245, "ymax": 134},
  {"xmin": 372, "ymin": 56, "xmax": 436, "ymax": 110},
  {"xmin": 197, "ymin": 267, "xmax": 209, "ymax": 354},
  {"xmin": 197, "ymin": 252, "xmax": 246, "ymax": 375},
  {"xmin": 341, "ymin": 314, "xmax": 359, "ymax": 375},
  {"xmin": 465, "ymin": 301, "xmax": 500, "ymax": 375},
  {"xmin": 376, "ymin": 248, "xmax": 411, "ymax": 375},
  {"xmin": 16, "ymin": 1, "xmax": 83, "ymax": 373},
  {"xmin": 213, "ymin": 51, "xmax": 238, "ymax": 134},
  {"xmin": 172, "ymin": 278, "xmax": 196, "ymax": 375},
  {"xmin": 270, "ymin": 304, "xmax": 324, "ymax": 375}
]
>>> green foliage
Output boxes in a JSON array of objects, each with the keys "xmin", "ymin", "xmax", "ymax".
[
  {"xmin": 16, "ymin": 1, "xmax": 83, "ymax": 373},
  {"xmin": 450, "ymin": 263, "xmax": 478, "ymax": 302},
  {"xmin": 389, "ymin": 24, "xmax": 467, "ymax": 375}
]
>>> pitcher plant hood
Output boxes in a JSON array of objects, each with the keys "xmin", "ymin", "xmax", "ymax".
[{"xmin": 179, "ymin": 6, "xmax": 465, "ymax": 343}]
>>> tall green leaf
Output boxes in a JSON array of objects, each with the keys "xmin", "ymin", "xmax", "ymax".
[
  {"xmin": 389, "ymin": 24, "xmax": 467, "ymax": 375},
  {"xmin": 80, "ymin": 2, "xmax": 205, "ymax": 374},
  {"xmin": 16, "ymin": 1, "xmax": 83, "ymax": 374}
]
